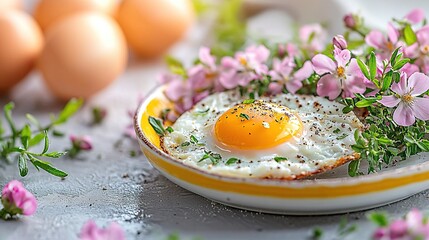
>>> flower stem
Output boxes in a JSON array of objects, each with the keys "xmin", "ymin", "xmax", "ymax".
[{"xmin": 0, "ymin": 208, "xmax": 9, "ymax": 220}]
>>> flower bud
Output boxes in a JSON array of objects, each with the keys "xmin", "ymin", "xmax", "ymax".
[
  {"xmin": 1, "ymin": 180, "xmax": 37, "ymax": 217},
  {"xmin": 344, "ymin": 14, "xmax": 357, "ymax": 29},
  {"xmin": 70, "ymin": 135, "xmax": 93, "ymax": 151},
  {"xmin": 333, "ymin": 35, "xmax": 348, "ymax": 50}
]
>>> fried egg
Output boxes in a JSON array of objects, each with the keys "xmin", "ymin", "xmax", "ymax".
[{"xmin": 160, "ymin": 91, "xmax": 362, "ymax": 179}]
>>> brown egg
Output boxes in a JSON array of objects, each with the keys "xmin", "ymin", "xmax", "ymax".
[
  {"xmin": 0, "ymin": 0, "xmax": 22, "ymax": 11},
  {"xmin": 116, "ymin": 0, "xmax": 194, "ymax": 58},
  {"xmin": 0, "ymin": 10, "xmax": 43, "ymax": 93},
  {"xmin": 38, "ymin": 12, "xmax": 127, "ymax": 100},
  {"xmin": 34, "ymin": 0, "xmax": 118, "ymax": 32}
]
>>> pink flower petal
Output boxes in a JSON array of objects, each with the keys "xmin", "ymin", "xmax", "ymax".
[
  {"xmin": 316, "ymin": 74, "xmax": 342, "ymax": 100},
  {"xmin": 365, "ymin": 30, "xmax": 386, "ymax": 49},
  {"xmin": 293, "ymin": 61, "xmax": 313, "ymax": 81},
  {"xmin": 218, "ymin": 71, "xmax": 238, "ymax": 89},
  {"xmin": 342, "ymin": 76, "xmax": 366, "ymax": 98},
  {"xmin": 404, "ymin": 8, "xmax": 425, "ymax": 24},
  {"xmin": 334, "ymin": 50, "xmax": 351, "ymax": 67},
  {"xmin": 387, "ymin": 22, "xmax": 399, "ymax": 44},
  {"xmin": 286, "ymin": 79, "xmax": 303, "ymax": 94},
  {"xmin": 391, "ymin": 73, "xmax": 408, "ymax": 95},
  {"xmin": 406, "ymin": 208, "xmax": 424, "ymax": 232},
  {"xmin": 379, "ymin": 95, "xmax": 401, "ymax": 107},
  {"xmin": 403, "ymin": 43, "xmax": 419, "ymax": 58},
  {"xmin": 268, "ymin": 82, "xmax": 283, "ymax": 95},
  {"xmin": 199, "ymin": 47, "xmax": 216, "ymax": 69},
  {"xmin": 413, "ymin": 97, "xmax": 429, "ymax": 121},
  {"xmin": 221, "ymin": 56, "xmax": 239, "ymax": 69},
  {"xmin": 312, "ymin": 54, "xmax": 336, "ymax": 75},
  {"xmin": 394, "ymin": 102, "xmax": 416, "ymax": 126},
  {"xmin": 408, "ymin": 72, "xmax": 429, "ymax": 96},
  {"xmin": 246, "ymin": 45, "xmax": 270, "ymax": 63},
  {"xmin": 389, "ymin": 220, "xmax": 408, "ymax": 238},
  {"xmin": 164, "ymin": 80, "xmax": 187, "ymax": 101},
  {"xmin": 402, "ymin": 63, "xmax": 419, "ymax": 76}
]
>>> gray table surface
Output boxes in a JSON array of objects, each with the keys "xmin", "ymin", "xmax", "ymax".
[{"xmin": 2, "ymin": 1, "xmax": 429, "ymax": 239}]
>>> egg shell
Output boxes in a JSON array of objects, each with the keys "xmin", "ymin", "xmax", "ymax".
[
  {"xmin": 38, "ymin": 12, "xmax": 127, "ymax": 100},
  {"xmin": 33, "ymin": 0, "xmax": 118, "ymax": 32},
  {"xmin": 0, "ymin": 10, "xmax": 43, "ymax": 93},
  {"xmin": 116, "ymin": 0, "xmax": 194, "ymax": 58},
  {"xmin": 0, "ymin": 0, "xmax": 22, "ymax": 11}
]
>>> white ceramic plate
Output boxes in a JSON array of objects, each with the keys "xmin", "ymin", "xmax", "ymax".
[{"xmin": 134, "ymin": 86, "xmax": 429, "ymax": 215}]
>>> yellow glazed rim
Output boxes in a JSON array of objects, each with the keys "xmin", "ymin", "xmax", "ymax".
[{"xmin": 134, "ymin": 86, "xmax": 429, "ymax": 199}]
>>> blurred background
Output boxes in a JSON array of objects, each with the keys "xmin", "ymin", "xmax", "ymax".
[{"xmin": 2, "ymin": 0, "xmax": 429, "ymax": 104}]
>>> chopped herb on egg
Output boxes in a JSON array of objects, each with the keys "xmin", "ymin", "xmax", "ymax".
[
  {"xmin": 181, "ymin": 142, "xmax": 190, "ymax": 147},
  {"xmin": 226, "ymin": 157, "xmax": 239, "ymax": 165},
  {"xmin": 243, "ymin": 99, "xmax": 255, "ymax": 104},
  {"xmin": 190, "ymin": 135, "xmax": 205, "ymax": 146},
  {"xmin": 239, "ymin": 113, "xmax": 250, "ymax": 120},
  {"xmin": 199, "ymin": 151, "xmax": 222, "ymax": 165},
  {"xmin": 274, "ymin": 156, "xmax": 288, "ymax": 162},
  {"xmin": 194, "ymin": 108, "xmax": 210, "ymax": 115},
  {"xmin": 166, "ymin": 126, "xmax": 174, "ymax": 133},
  {"xmin": 148, "ymin": 116, "xmax": 166, "ymax": 136},
  {"xmin": 337, "ymin": 134, "xmax": 348, "ymax": 140},
  {"xmin": 333, "ymin": 128, "xmax": 341, "ymax": 134}
]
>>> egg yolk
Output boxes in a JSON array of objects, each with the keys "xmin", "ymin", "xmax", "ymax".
[{"xmin": 214, "ymin": 100, "xmax": 302, "ymax": 150}]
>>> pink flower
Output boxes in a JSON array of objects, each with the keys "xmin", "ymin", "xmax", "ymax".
[
  {"xmin": 365, "ymin": 23, "xmax": 401, "ymax": 59},
  {"xmin": 378, "ymin": 72, "xmax": 429, "ymax": 126},
  {"xmin": 220, "ymin": 45, "xmax": 270, "ymax": 89},
  {"xmin": 299, "ymin": 24, "xmax": 327, "ymax": 52},
  {"xmin": 1, "ymin": 180, "xmax": 37, "ymax": 217},
  {"xmin": 333, "ymin": 35, "xmax": 348, "ymax": 50},
  {"xmin": 388, "ymin": 220, "xmax": 408, "ymax": 239},
  {"xmin": 277, "ymin": 43, "xmax": 299, "ymax": 58},
  {"xmin": 312, "ymin": 49, "xmax": 366, "ymax": 100},
  {"xmin": 188, "ymin": 47, "xmax": 223, "ymax": 92},
  {"xmin": 269, "ymin": 58, "xmax": 313, "ymax": 94},
  {"xmin": 404, "ymin": 8, "xmax": 425, "ymax": 25},
  {"xmin": 403, "ymin": 26, "xmax": 429, "ymax": 74},
  {"xmin": 70, "ymin": 135, "xmax": 93, "ymax": 151},
  {"xmin": 80, "ymin": 220, "xmax": 125, "ymax": 240}
]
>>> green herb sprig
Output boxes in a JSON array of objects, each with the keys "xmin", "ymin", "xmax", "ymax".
[{"xmin": 0, "ymin": 99, "xmax": 83, "ymax": 178}]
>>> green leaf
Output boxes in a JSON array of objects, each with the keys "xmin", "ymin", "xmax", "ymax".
[
  {"xmin": 181, "ymin": 142, "xmax": 190, "ymax": 147},
  {"xmin": 226, "ymin": 157, "xmax": 239, "ymax": 165},
  {"xmin": 18, "ymin": 154, "xmax": 28, "ymax": 177},
  {"xmin": 393, "ymin": 59, "xmax": 410, "ymax": 70},
  {"xmin": 274, "ymin": 156, "xmax": 288, "ymax": 162},
  {"xmin": 348, "ymin": 160, "xmax": 360, "ymax": 177},
  {"xmin": 42, "ymin": 131, "xmax": 49, "ymax": 154},
  {"xmin": 32, "ymin": 159, "xmax": 68, "ymax": 178},
  {"xmin": 53, "ymin": 98, "xmax": 83, "ymax": 125},
  {"xmin": 381, "ymin": 71, "xmax": 393, "ymax": 91},
  {"xmin": 243, "ymin": 99, "xmax": 255, "ymax": 104},
  {"xmin": 355, "ymin": 98, "xmax": 377, "ymax": 108},
  {"xmin": 20, "ymin": 125, "xmax": 31, "ymax": 149},
  {"xmin": 311, "ymin": 227, "xmax": 323, "ymax": 240},
  {"xmin": 342, "ymin": 105, "xmax": 354, "ymax": 114},
  {"xmin": 26, "ymin": 114, "xmax": 40, "ymax": 128},
  {"xmin": 368, "ymin": 212, "xmax": 389, "ymax": 227},
  {"xmin": 357, "ymin": 58, "xmax": 370, "ymax": 80},
  {"xmin": 4, "ymin": 102, "xmax": 17, "ymax": 134},
  {"xmin": 369, "ymin": 52, "xmax": 377, "ymax": 81},
  {"xmin": 29, "ymin": 132, "xmax": 46, "ymax": 147},
  {"xmin": 148, "ymin": 116, "xmax": 165, "ymax": 136},
  {"xmin": 404, "ymin": 24, "xmax": 417, "ymax": 45},
  {"xmin": 52, "ymin": 130, "xmax": 65, "ymax": 137},
  {"xmin": 165, "ymin": 55, "xmax": 187, "ymax": 77},
  {"xmin": 392, "ymin": 71, "xmax": 401, "ymax": 83},
  {"xmin": 416, "ymin": 140, "xmax": 429, "ymax": 151},
  {"xmin": 43, "ymin": 152, "xmax": 66, "ymax": 158},
  {"xmin": 390, "ymin": 47, "xmax": 401, "ymax": 66},
  {"xmin": 166, "ymin": 126, "xmax": 174, "ymax": 133}
]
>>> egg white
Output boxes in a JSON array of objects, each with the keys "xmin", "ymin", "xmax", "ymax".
[{"xmin": 161, "ymin": 91, "xmax": 362, "ymax": 179}]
